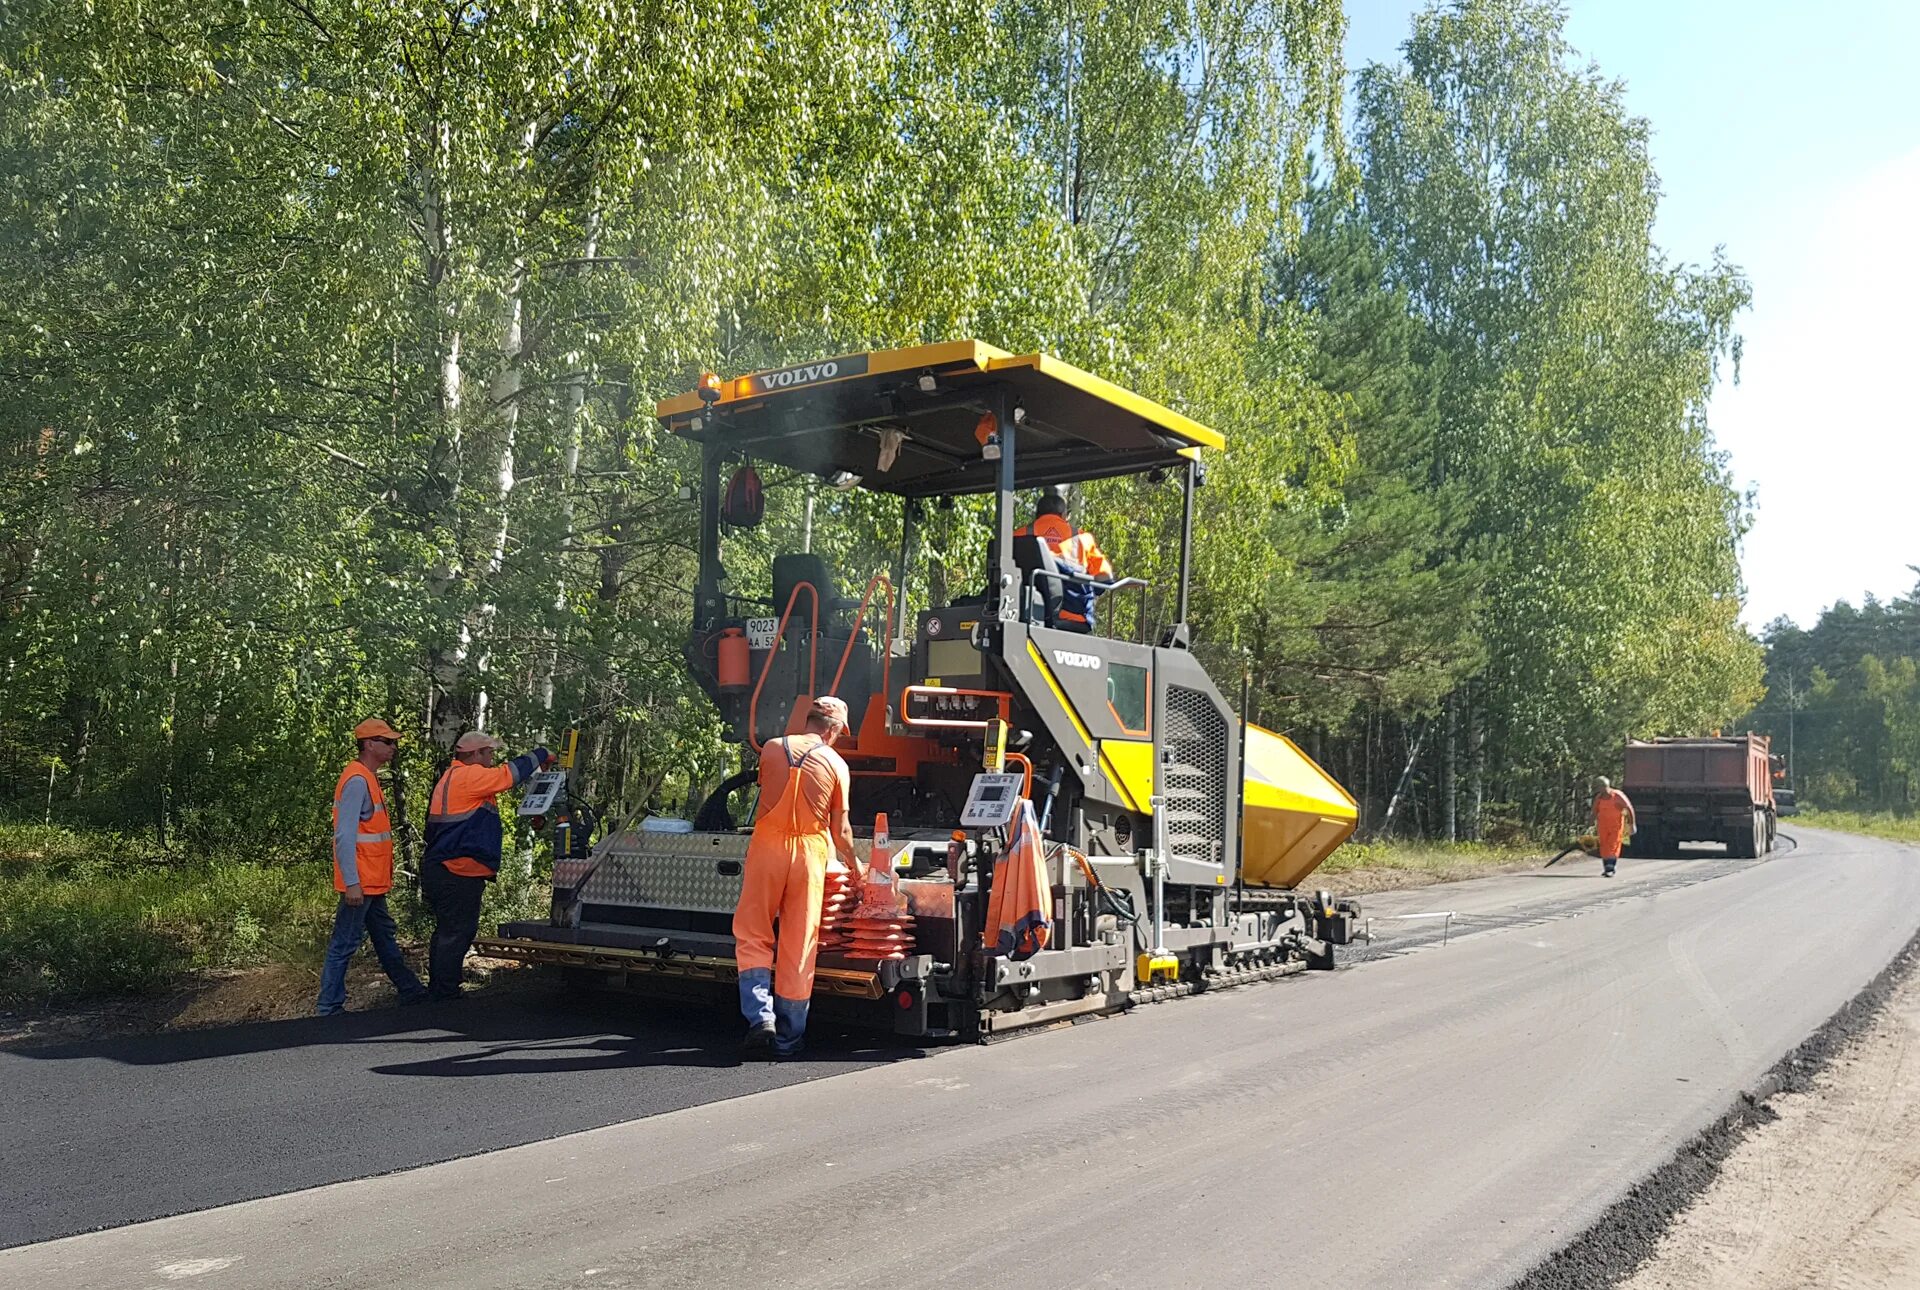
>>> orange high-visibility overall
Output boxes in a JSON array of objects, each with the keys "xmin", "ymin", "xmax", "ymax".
[
  {"xmin": 1594, "ymin": 788, "xmax": 1634, "ymax": 860},
  {"xmin": 733, "ymin": 735, "xmax": 848, "ymax": 1002}
]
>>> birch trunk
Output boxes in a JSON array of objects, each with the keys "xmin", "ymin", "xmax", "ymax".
[
  {"xmin": 1467, "ymin": 683, "xmax": 1486, "ymax": 841},
  {"xmin": 473, "ymin": 256, "xmax": 529, "ymax": 738},
  {"xmin": 1381, "ymin": 722, "xmax": 1427, "ymax": 839},
  {"xmin": 422, "ymin": 118, "xmax": 473, "ymax": 749},
  {"xmin": 540, "ymin": 212, "xmax": 600, "ymax": 716}
]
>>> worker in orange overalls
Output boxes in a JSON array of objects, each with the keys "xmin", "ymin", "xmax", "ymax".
[
  {"xmin": 1015, "ymin": 491, "xmax": 1114, "ymax": 634},
  {"xmin": 316, "ymin": 717, "xmax": 427, "ymax": 1014},
  {"xmin": 421, "ymin": 730, "xmax": 553, "ymax": 999},
  {"xmin": 1593, "ymin": 776, "xmax": 1637, "ymax": 879},
  {"xmin": 733, "ymin": 696, "xmax": 862, "ymax": 1058}
]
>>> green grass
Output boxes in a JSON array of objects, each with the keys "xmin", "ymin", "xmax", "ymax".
[
  {"xmin": 0, "ymin": 821, "xmax": 553, "ymax": 1007},
  {"xmin": 1790, "ymin": 809, "xmax": 1920, "ymax": 845},
  {"xmin": 1317, "ymin": 837, "xmax": 1547, "ymax": 877},
  {"xmin": 0, "ymin": 823, "xmax": 345, "ymax": 1004}
]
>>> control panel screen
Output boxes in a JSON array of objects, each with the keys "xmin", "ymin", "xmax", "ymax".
[{"xmin": 926, "ymin": 637, "xmax": 982, "ymax": 679}]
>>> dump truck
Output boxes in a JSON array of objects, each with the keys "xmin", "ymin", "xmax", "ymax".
[
  {"xmin": 482, "ymin": 341, "xmax": 1362, "ymax": 1039},
  {"xmin": 1623, "ymin": 734, "xmax": 1776, "ymax": 859}
]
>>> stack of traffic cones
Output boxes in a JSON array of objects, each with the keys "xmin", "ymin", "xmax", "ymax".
[
  {"xmin": 819, "ymin": 860, "xmax": 855, "ymax": 950},
  {"xmin": 841, "ymin": 907, "xmax": 916, "ymax": 962},
  {"xmin": 841, "ymin": 812, "xmax": 916, "ymax": 963}
]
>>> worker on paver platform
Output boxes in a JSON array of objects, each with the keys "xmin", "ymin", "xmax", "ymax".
[
  {"xmin": 317, "ymin": 717, "xmax": 428, "ymax": 1015},
  {"xmin": 1015, "ymin": 491, "xmax": 1114, "ymax": 634},
  {"xmin": 733, "ymin": 696, "xmax": 863, "ymax": 1059},
  {"xmin": 422, "ymin": 731, "xmax": 553, "ymax": 999},
  {"xmin": 1592, "ymin": 776, "xmax": 1637, "ymax": 879}
]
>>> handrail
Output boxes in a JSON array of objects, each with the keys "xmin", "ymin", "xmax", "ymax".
[
  {"xmin": 1003, "ymin": 751, "xmax": 1035, "ymax": 800},
  {"xmin": 747, "ymin": 580, "xmax": 820, "ymax": 752},
  {"xmin": 1024, "ymin": 567, "xmax": 1151, "ymax": 639},
  {"xmin": 828, "ymin": 572, "xmax": 895, "ymax": 720}
]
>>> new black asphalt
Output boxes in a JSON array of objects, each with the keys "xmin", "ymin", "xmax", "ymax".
[{"xmin": 0, "ymin": 988, "xmax": 917, "ymax": 1249}]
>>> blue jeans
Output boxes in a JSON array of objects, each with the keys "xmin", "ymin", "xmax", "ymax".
[
  {"xmin": 738, "ymin": 967, "xmax": 811, "ymax": 1057},
  {"xmin": 316, "ymin": 893, "xmax": 426, "ymax": 1014}
]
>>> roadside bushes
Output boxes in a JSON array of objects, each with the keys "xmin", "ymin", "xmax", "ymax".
[{"xmin": 0, "ymin": 824, "xmax": 340, "ymax": 1004}]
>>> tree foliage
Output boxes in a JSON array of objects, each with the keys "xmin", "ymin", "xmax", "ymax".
[{"xmin": 1, "ymin": 0, "xmax": 1763, "ymax": 866}]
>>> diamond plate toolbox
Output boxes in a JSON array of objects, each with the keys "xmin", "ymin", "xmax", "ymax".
[{"xmin": 579, "ymin": 830, "xmax": 753, "ymax": 913}]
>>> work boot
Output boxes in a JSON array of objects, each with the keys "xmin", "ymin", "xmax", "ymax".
[
  {"xmin": 742, "ymin": 1023, "xmax": 777, "ymax": 1058},
  {"xmin": 1603, "ymin": 862, "xmax": 1616, "ymax": 878}
]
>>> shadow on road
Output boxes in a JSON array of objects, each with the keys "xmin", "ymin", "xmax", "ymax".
[{"xmin": 4, "ymin": 985, "xmax": 923, "ymax": 1074}]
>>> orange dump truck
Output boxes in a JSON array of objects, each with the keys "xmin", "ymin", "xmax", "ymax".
[{"xmin": 1623, "ymin": 734, "xmax": 1776, "ymax": 859}]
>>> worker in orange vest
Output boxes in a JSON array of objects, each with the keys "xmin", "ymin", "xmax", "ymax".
[
  {"xmin": 734, "ymin": 696, "xmax": 863, "ymax": 1058},
  {"xmin": 1015, "ymin": 491, "xmax": 1114, "ymax": 633},
  {"xmin": 316, "ymin": 718, "xmax": 427, "ymax": 1014},
  {"xmin": 421, "ymin": 730, "xmax": 553, "ymax": 999},
  {"xmin": 1592, "ymin": 776, "xmax": 1637, "ymax": 879}
]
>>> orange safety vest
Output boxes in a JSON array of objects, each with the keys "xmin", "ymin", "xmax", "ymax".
[
  {"xmin": 425, "ymin": 760, "xmax": 523, "ymax": 879},
  {"xmin": 1015, "ymin": 514, "xmax": 1113, "ymax": 625},
  {"xmin": 333, "ymin": 762, "xmax": 396, "ymax": 895}
]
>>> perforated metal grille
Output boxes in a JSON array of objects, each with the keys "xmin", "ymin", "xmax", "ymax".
[{"xmin": 1164, "ymin": 684, "xmax": 1229, "ymax": 865}]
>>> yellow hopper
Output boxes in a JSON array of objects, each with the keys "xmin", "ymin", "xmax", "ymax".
[{"xmin": 1241, "ymin": 725, "xmax": 1359, "ymax": 889}]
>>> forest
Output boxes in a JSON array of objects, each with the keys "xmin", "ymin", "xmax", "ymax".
[
  {"xmin": 1749, "ymin": 586, "xmax": 1920, "ymax": 816},
  {"xmin": 2, "ymin": 0, "xmax": 1763, "ymax": 878}
]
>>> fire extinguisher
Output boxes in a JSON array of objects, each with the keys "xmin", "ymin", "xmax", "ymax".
[{"xmin": 717, "ymin": 627, "xmax": 750, "ymax": 693}]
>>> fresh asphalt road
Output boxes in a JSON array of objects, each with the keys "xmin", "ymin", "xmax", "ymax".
[{"xmin": 5, "ymin": 828, "xmax": 1917, "ymax": 1289}]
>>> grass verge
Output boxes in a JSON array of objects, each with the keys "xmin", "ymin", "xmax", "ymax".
[
  {"xmin": 0, "ymin": 822, "xmax": 544, "ymax": 1010},
  {"xmin": 1788, "ymin": 809, "xmax": 1920, "ymax": 845},
  {"xmin": 1313, "ymin": 838, "xmax": 1550, "ymax": 896}
]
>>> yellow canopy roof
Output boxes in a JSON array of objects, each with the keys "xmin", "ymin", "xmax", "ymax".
[{"xmin": 656, "ymin": 340, "xmax": 1224, "ymax": 497}]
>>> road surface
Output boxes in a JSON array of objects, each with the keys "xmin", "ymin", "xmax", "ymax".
[{"xmin": 4, "ymin": 827, "xmax": 1915, "ymax": 1289}]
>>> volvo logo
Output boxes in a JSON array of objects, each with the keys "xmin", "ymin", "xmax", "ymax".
[
  {"xmin": 1053, "ymin": 649, "xmax": 1102, "ymax": 670},
  {"xmin": 752, "ymin": 353, "xmax": 869, "ymax": 393}
]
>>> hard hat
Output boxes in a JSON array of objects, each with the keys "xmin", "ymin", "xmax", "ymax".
[
  {"xmin": 353, "ymin": 718, "xmax": 403, "ymax": 741},
  {"xmin": 809, "ymin": 696, "xmax": 850, "ymax": 727},
  {"xmin": 455, "ymin": 730, "xmax": 502, "ymax": 753}
]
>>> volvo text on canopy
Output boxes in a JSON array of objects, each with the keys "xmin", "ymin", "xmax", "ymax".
[{"xmin": 487, "ymin": 341, "xmax": 1362, "ymax": 1039}]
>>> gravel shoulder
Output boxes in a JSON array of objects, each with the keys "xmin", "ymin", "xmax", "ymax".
[{"xmin": 1623, "ymin": 959, "xmax": 1920, "ymax": 1290}]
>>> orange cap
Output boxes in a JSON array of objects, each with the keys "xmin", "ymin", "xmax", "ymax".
[
  {"xmin": 353, "ymin": 718, "xmax": 402, "ymax": 741},
  {"xmin": 455, "ymin": 731, "xmax": 502, "ymax": 753}
]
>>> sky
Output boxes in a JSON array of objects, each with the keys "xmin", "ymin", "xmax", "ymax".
[{"xmin": 1343, "ymin": 1, "xmax": 1920, "ymax": 631}]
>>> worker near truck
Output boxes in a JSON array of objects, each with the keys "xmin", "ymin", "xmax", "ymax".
[
  {"xmin": 421, "ymin": 731, "xmax": 553, "ymax": 999},
  {"xmin": 1592, "ymin": 776, "xmax": 1637, "ymax": 879},
  {"xmin": 1015, "ymin": 492, "xmax": 1114, "ymax": 634},
  {"xmin": 317, "ymin": 717, "xmax": 428, "ymax": 1015},
  {"xmin": 733, "ymin": 696, "xmax": 863, "ymax": 1059}
]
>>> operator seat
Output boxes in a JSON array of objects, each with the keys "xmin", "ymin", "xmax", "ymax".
[
  {"xmin": 1012, "ymin": 534, "xmax": 1068, "ymax": 629},
  {"xmin": 772, "ymin": 553, "xmax": 851, "ymax": 630}
]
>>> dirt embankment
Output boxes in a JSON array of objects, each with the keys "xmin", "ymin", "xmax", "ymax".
[{"xmin": 1621, "ymin": 967, "xmax": 1920, "ymax": 1290}]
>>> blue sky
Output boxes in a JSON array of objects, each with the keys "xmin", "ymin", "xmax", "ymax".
[{"xmin": 1344, "ymin": 1, "xmax": 1920, "ymax": 630}]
